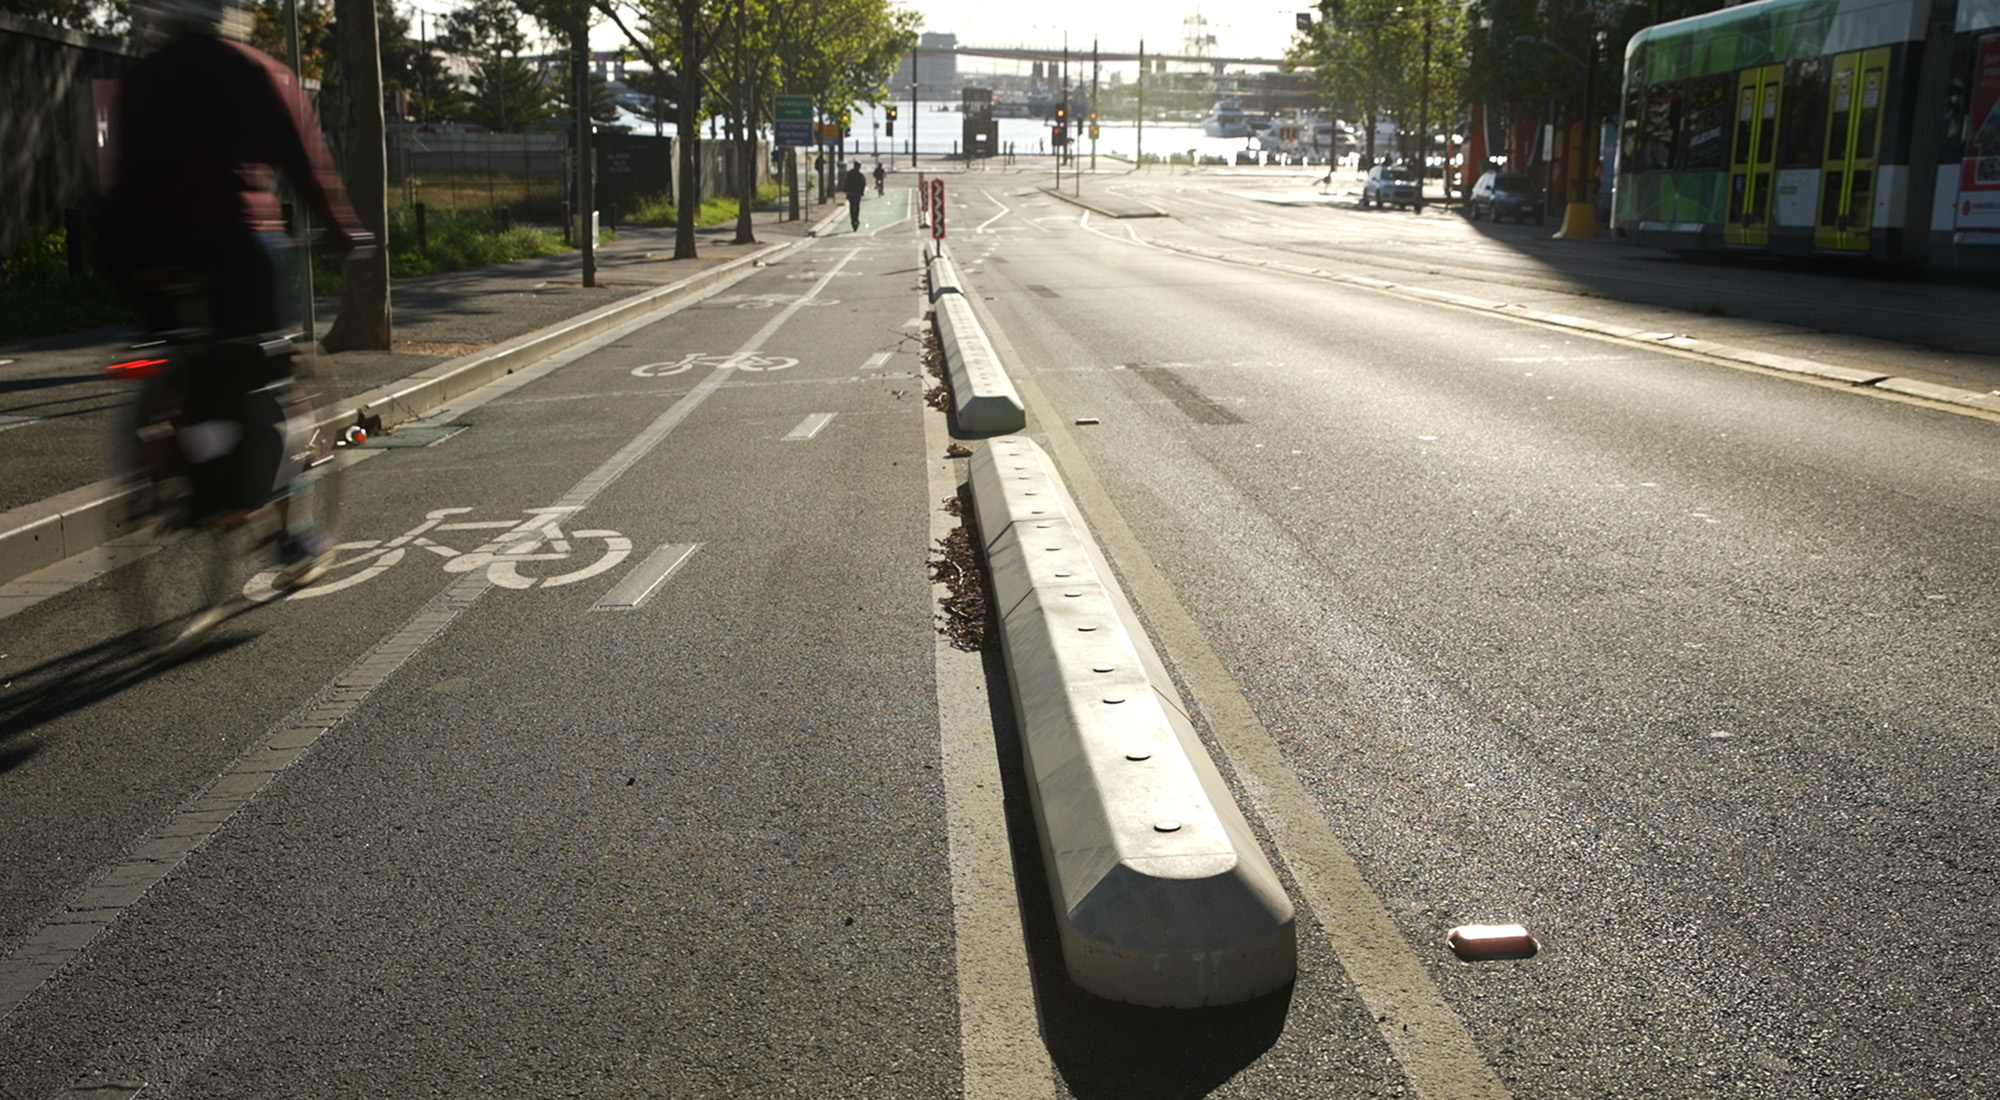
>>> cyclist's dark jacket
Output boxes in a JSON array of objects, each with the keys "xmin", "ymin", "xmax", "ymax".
[{"xmin": 105, "ymin": 32, "xmax": 358, "ymax": 238}]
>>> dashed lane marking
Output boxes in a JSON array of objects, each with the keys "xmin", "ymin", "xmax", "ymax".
[
  {"xmin": 591, "ymin": 543, "xmax": 701, "ymax": 612},
  {"xmin": 782, "ymin": 412, "xmax": 836, "ymax": 441}
]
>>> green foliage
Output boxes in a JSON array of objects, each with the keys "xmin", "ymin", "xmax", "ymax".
[
  {"xmin": 1290, "ymin": 0, "xmax": 1465, "ymax": 160},
  {"xmin": 311, "ymin": 205, "xmax": 569, "ymax": 294},
  {"xmin": 0, "ymin": 0, "xmax": 131, "ymax": 36},
  {"xmin": 465, "ymin": 54, "xmax": 559, "ymax": 131},
  {"xmin": 553, "ymin": 69, "xmax": 624, "ymax": 127},
  {"xmin": 624, "ymin": 180, "xmax": 782, "ymax": 227},
  {"xmin": 0, "ymin": 228, "xmax": 132, "ymax": 341}
]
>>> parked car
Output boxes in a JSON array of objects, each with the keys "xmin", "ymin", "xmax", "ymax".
[
  {"xmin": 1468, "ymin": 170, "xmax": 1546, "ymax": 224},
  {"xmin": 1361, "ymin": 164, "xmax": 1420, "ymax": 210}
]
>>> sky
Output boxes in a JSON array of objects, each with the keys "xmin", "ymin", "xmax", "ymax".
[{"xmin": 896, "ymin": 1, "xmax": 1306, "ymax": 63}]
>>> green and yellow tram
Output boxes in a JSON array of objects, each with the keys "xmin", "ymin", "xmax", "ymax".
[{"xmin": 1613, "ymin": 0, "xmax": 2000, "ymax": 269}]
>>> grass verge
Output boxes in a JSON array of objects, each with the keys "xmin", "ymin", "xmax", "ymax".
[
  {"xmin": 0, "ymin": 229, "xmax": 133, "ymax": 341},
  {"xmin": 626, "ymin": 181, "xmax": 784, "ymax": 228}
]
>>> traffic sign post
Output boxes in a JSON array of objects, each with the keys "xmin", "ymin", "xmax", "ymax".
[
  {"xmin": 929, "ymin": 178, "xmax": 945, "ymax": 240},
  {"xmin": 774, "ymin": 95, "xmax": 813, "ymax": 149}
]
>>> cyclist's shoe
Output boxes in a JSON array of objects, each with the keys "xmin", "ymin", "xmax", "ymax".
[
  {"xmin": 159, "ymin": 603, "xmax": 231, "ymax": 662},
  {"xmin": 275, "ymin": 529, "xmax": 333, "ymax": 590}
]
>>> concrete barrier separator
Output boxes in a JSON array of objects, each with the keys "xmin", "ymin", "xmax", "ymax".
[
  {"xmin": 969, "ymin": 437, "xmax": 1296, "ymax": 1008},
  {"xmin": 928, "ymin": 252, "xmax": 962, "ymax": 302},
  {"xmin": 0, "ymin": 236, "xmax": 800, "ymax": 589},
  {"xmin": 925, "ymin": 245, "xmax": 1025, "ymax": 434}
]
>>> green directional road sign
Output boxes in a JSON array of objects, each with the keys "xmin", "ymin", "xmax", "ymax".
[{"xmin": 775, "ymin": 95, "xmax": 813, "ymax": 147}]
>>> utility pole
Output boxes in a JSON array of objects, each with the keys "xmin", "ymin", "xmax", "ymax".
[
  {"xmin": 1090, "ymin": 38, "xmax": 1099, "ymax": 174},
  {"xmin": 283, "ymin": 0, "xmax": 313, "ymax": 342},
  {"xmin": 1137, "ymin": 39, "xmax": 1145, "ymax": 167},
  {"xmin": 1416, "ymin": 4, "xmax": 1431, "ymax": 212},
  {"xmin": 574, "ymin": 7, "xmax": 595, "ymax": 287}
]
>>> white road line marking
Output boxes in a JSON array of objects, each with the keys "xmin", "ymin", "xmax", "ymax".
[
  {"xmin": 0, "ymin": 248, "xmax": 868, "ymax": 1023},
  {"xmin": 863, "ymin": 351, "xmax": 892, "ymax": 369},
  {"xmin": 0, "ymin": 415, "xmax": 41, "ymax": 432},
  {"xmin": 783, "ymin": 412, "xmax": 836, "ymax": 441},
  {"xmin": 592, "ymin": 542, "xmax": 700, "ymax": 611},
  {"xmin": 975, "ymin": 190, "xmax": 1012, "ymax": 233}
]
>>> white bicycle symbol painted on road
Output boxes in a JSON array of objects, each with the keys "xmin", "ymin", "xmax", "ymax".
[
  {"xmin": 244, "ymin": 506, "xmax": 632, "ymax": 600},
  {"xmin": 710, "ymin": 293, "xmax": 840, "ymax": 310},
  {"xmin": 630, "ymin": 352, "xmax": 798, "ymax": 377}
]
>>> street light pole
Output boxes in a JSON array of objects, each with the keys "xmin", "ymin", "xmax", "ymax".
[
  {"xmin": 1137, "ymin": 38, "xmax": 1145, "ymax": 166},
  {"xmin": 1416, "ymin": 5, "xmax": 1432, "ymax": 212}
]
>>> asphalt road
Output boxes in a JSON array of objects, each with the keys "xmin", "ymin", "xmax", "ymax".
[
  {"xmin": 3, "ymin": 168, "xmax": 1997, "ymax": 1099},
  {"xmin": 955, "ymin": 170, "xmax": 2000, "ymax": 1097}
]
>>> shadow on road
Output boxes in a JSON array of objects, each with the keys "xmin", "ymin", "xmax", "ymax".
[
  {"xmin": 0, "ymin": 628, "xmax": 255, "ymax": 772},
  {"xmin": 978, "ymin": 646, "xmax": 1291, "ymax": 1097}
]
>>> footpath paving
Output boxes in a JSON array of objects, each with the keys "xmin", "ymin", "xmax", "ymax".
[{"xmin": 0, "ymin": 200, "xmax": 848, "ymax": 588}]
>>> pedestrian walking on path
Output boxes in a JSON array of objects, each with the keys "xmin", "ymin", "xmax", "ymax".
[{"xmin": 841, "ymin": 161, "xmax": 867, "ymax": 231}]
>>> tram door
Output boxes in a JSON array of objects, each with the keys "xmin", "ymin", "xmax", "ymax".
[
  {"xmin": 1726, "ymin": 65, "xmax": 1784, "ymax": 246},
  {"xmin": 1816, "ymin": 48, "xmax": 1890, "ymax": 251}
]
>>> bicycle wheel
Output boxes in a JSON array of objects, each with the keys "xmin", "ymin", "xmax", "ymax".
[
  {"xmin": 120, "ymin": 510, "xmax": 264, "ymax": 660},
  {"xmin": 281, "ymin": 342, "xmax": 346, "ymax": 564}
]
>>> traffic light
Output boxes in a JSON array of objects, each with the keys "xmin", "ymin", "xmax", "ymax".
[
  {"xmin": 840, "ymin": 111, "xmax": 852, "ymax": 137},
  {"xmin": 885, "ymin": 105, "xmax": 897, "ymax": 137},
  {"xmin": 1089, "ymin": 112, "xmax": 1099, "ymax": 141}
]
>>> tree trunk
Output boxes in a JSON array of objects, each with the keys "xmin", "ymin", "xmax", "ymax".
[
  {"xmin": 673, "ymin": 3, "xmax": 700, "ymax": 260},
  {"xmin": 323, "ymin": 0, "xmax": 390, "ymax": 352},
  {"xmin": 734, "ymin": 68, "xmax": 756, "ymax": 244}
]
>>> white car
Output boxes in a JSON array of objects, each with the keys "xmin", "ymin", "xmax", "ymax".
[{"xmin": 1361, "ymin": 164, "xmax": 1421, "ymax": 210}]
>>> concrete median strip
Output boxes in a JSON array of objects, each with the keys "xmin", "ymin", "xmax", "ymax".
[
  {"xmin": 969, "ymin": 437, "xmax": 1295, "ymax": 1007},
  {"xmin": 926, "ymin": 244, "xmax": 1025, "ymax": 434}
]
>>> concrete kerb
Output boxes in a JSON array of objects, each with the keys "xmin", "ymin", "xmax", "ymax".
[
  {"xmin": 924, "ymin": 243, "xmax": 1025, "ymax": 433},
  {"xmin": 0, "ymin": 232, "xmax": 814, "ymax": 590},
  {"xmin": 969, "ymin": 437, "xmax": 1296, "ymax": 1007}
]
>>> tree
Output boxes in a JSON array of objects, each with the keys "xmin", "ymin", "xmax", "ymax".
[
  {"xmin": 322, "ymin": 0, "xmax": 390, "ymax": 351},
  {"xmin": 249, "ymin": 0, "xmax": 329, "ymax": 81},
  {"xmin": 1, "ymin": 0, "xmax": 130, "ymax": 35},
  {"xmin": 439, "ymin": 0, "xmax": 561, "ymax": 132},
  {"xmin": 761, "ymin": 0, "xmax": 916, "ymax": 236},
  {"xmin": 464, "ymin": 54, "xmax": 557, "ymax": 130},
  {"xmin": 553, "ymin": 68, "xmax": 624, "ymax": 127}
]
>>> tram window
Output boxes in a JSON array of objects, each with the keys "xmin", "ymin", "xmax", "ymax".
[
  {"xmin": 1856, "ymin": 66, "xmax": 1883, "ymax": 159},
  {"xmin": 1781, "ymin": 57, "xmax": 1827, "ymax": 167},
  {"xmin": 1639, "ymin": 82, "xmax": 1681, "ymax": 170},
  {"xmin": 1622, "ymin": 85, "xmax": 1644, "ymax": 169},
  {"xmin": 1683, "ymin": 74, "xmax": 1730, "ymax": 170}
]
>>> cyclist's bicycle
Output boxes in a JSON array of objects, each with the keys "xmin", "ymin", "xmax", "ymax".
[{"xmin": 107, "ymin": 249, "xmax": 366, "ymax": 660}]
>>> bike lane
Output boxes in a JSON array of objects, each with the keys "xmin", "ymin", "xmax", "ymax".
[{"xmin": 0, "ymin": 229, "xmax": 977, "ymax": 1096}]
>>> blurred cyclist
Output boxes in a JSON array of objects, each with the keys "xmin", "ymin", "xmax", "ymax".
[{"xmin": 98, "ymin": 0, "xmax": 368, "ymax": 586}]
